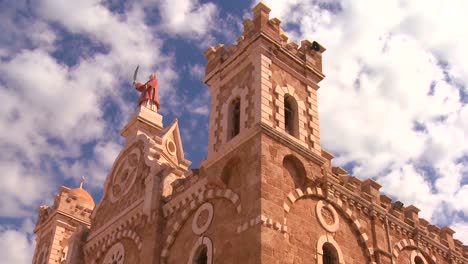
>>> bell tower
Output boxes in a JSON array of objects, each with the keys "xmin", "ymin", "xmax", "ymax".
[
  {"xmin": 199, "ymin": 3, "xmax": 332, "ymax": 262},
  {"xmin": 203, "ymin": 3, "xmax": 325, "ymax": 166}
]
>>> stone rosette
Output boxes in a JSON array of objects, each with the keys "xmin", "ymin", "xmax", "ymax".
[
  {"xmin": 316, "ymin": 200, "xmax": 339, "ymax": 233},
  {"xmin": 192, "ymin": 202, "xmax": 214, "ymax": 235},
  {"xmin": 102, "ymin": 242, "xmax": 125, "ymax": 264}
]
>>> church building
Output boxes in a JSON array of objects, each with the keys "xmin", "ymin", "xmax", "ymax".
[{"xmin": 32, "ymin": 3, "xmax": 468, "ymax": 264}]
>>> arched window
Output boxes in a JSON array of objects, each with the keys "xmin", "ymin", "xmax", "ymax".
[
  {"xmin": 322, "ymin": 243, "xmax": 338, "ymax": 264},
  {"xmin": 193, "ymin": 245, "xmax": 208, "ymax": 264},
  {"xmin": 228, "ymin": 98, "xmax": 241, "ymax": 139},
  {"xmin": 414, "ymin": 256, "xmax": 424, "ymax": 264},
  {"xmin": 284, "ymin": 95, "xmax": 298, "ymax": 137},
  {"xmin": 188, "ymin": 237, "xmax": 212, "ymax": 264}
]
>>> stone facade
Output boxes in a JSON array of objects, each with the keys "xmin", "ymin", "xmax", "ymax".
[{"xmin": 33, "ymin": 3, "xmax": 468, "ymax": 264}]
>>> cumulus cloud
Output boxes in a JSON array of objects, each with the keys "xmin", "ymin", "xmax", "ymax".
[
  {"xmin": 0, "ymin": 219, "xmax": 35, "ymax": 264},
  {"xmin": 256, "ymin": 0, "xmax": 468, "ymax": 242},
  {"xmin": 0, "ymin": 0, "xmax": 178, "ymax": 219},
  {"xmin": 157, "ymin": 0, "xmax": 217, "ymax": 37}
]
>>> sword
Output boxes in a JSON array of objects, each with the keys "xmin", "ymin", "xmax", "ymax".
[{"xmin": 133, "ymin": 65, "xmax": 139, "ymax": 84}]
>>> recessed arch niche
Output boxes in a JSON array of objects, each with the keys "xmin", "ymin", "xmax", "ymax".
[{"xmin": 282, "ymin": 154, "xmax": 306, "ymax": 190}]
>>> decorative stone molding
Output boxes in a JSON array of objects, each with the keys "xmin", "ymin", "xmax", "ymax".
[
  {"xmin": 220, "ymin": 85, "xmax": 248, "ymax": 144},
  {"xmin": 187, "ymin": 236, "xmax": 213, "ymax": 264},
  {"xmin": 274, "ymin": 84, "xmax": 308, "ymax": 147},
  {"xmin": 165, "ymin": 138, "xmax": 177, "ymax": 156},
  {"xmin": 160, "ymin": 187, "xmax": 242, "ymax": 262},
  {"xmin": 163, "ymin": 185, "xmax": 241, "ymax": 218},
  {"xmin": 236, "ymin": 214, "xmax": 287, "ymax": 234},
  {"xmin": 102, "ymin": 242, "xmax": 125, "ymax": 264},
  {"xmin": 88, "ymin": 228, "xmax": 141, "ymax": 263},
  {"xmin": 283, "ymin": 187, "xmax": 374, "ymax": 261},
  {"xmin": 316, "ymin": 200, "xmax": 339, "ymax": 233},
  {"xmin": 192, "ymin": 203, "xmax": 214, "ymax": 235},
  {"xmin": 410, "ymin": 250, "xmax": 429, "ymax": 264},
  {"xmin": 109, "ymin": 146, "xmax": 142, "ymax": 203},
  {"xmin": 84, "ymin": 214, "xmax": 143, "ymax": 262},
  {"xmin": 392, "ymin": 239, "xmax": 436, "ymax": 263},
  {"xmin": 316, "ymin": 234, "xmax": 345, "ymax": 264}
]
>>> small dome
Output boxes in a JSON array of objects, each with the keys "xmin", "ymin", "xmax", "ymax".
[{"xmin": 69, "ymin": 187, "xmax": 95, "ymax": 209}]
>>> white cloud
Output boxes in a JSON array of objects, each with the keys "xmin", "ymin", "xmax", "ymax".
[
  {"xmin": 157, "ymin": 0, "xmax": 217, "ymax": 37},
  {"xmin": 0, "ymin": 0, "xmax": 179, "ymax": 218},
  {"xmin": 0, "ymin": 219, "xmax": 35, "ymax": 264}
]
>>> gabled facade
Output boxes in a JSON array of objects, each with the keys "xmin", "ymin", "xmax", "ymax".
[{"xmin": 33, "ymin": 3, "xmax": 468, "ymax": 264}]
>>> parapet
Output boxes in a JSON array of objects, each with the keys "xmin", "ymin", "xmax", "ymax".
[
  {"xmin": 204, "ymin": 2, "xmax": 326, "ymax": 83},
  {"xmin": 326, "ymin": 166, "xmax": 467, "ymax": 257},
  {"xmin": 34, "ymin": 186, "xmax": 94, "ymax": 232}
]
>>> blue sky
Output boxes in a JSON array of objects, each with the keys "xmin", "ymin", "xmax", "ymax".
[{"xmin": 1, "ymin": 0, "xmax": 468, "ymax": 262}]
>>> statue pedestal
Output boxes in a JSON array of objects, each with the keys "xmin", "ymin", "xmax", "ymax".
[{"xmin": 121, "ymin": 105, "xmax": 163, "ymax": 142}]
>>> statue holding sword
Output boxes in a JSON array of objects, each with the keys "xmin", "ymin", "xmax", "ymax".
[{"xmin": 132, "ymin": 65, "xmax": 160, "ymax": 112}]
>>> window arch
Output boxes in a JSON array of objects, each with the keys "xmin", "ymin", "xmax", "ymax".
[
  {"xmin": 410, "ymin": 250, "xmax": 429, "ymax": 264},
  {"xmin": 414, "ymin": 256, "xmax": 424, "ymax": 264},
  {"xmin": 193, "ymin": 245, "xmax": 208, "ymax": 264},
  {"xmin": 284, "ymin": 95, "xmax": 298, "ymax": 137},
  {"xmin": 323, "ymin": 243, "xmax": 339, "ymax": 264},
  {"xmin": 316, "ymin": 234, "xmax": 344, "ymax": 264},
  {"xmin": 228, "ymin": 98, "xmax": 241, "ymax": 140},
  {"xmin": 187, "ymin": 237, "xmax": 212, "ymax": 264}
]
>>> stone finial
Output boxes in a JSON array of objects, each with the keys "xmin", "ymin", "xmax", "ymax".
[{"xmin": 80, "ymin": 176, "xmax": 85, "ymax": 189}]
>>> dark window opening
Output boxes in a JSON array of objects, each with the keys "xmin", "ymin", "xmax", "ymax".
[
  {"xmin": 323, "ymin": 243, "xmax": 338, "ymax": 264},
  {"xmin": 194, "ymin": 246, "xmax": 208, "ymax": 264},
  {"xmin": 415, "ymin": 256, "xmax": 424, "ymax": 264},
  {"xmin": 229, "ymin": 98, "xmax": 241, "ymax": 139},
  {"xmin": 284, "ymin": 95, "xmax": 297, "ymax": 137}
]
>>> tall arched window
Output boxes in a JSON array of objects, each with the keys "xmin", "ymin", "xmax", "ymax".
[
  {"xmin": 323, "ymin": 242, "xmax": 338, "ymax": 264},
  {"xmin": 414, "ymin": 256, "xmax": 424, "ymax": 264},
  {"xmin": 284, "ymin": 95, "xmax": 298, "ymax": 137},
  {"xmin": 228, "ymin": 98, "xmax": 241, "ymax": 140},
  {"xmin": 193, "ymin": 245, "xmax": 208, "ymax": 264}
]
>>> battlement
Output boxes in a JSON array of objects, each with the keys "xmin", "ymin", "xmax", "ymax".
[
  {"xmin": 204, "ymin": 2, "xmax": 326, "ymax": 83},
  {"xmin": 327, "ymin": 166, "xmax": 468, "ymax": 257}
]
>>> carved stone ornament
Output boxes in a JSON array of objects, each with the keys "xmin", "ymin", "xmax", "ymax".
[
  {"xmin": 109, "ymin": 146, "xmax": 142, "ymax": 203},
  {"xmin": 102, "ymin": 242, "xmax": 125, "ymax": 264},
  {"xmin": 316, "ymin": 200, "xmax": 339, "ymax": 233},
  {"xmin": 166, "ymin": 138, "xmax": 177, "ymax": 156},
  {"xmin": 192, "ymin": 203, "xmax": 214, "ymax": 235}
]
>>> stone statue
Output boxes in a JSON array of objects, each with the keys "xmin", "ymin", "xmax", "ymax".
[{"xmin": 133, "ymin": 66, "xmax": 160, "ymax": 112}]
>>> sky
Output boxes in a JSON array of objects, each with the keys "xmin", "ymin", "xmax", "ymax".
[{"xmin": 0, "ymin": 0, "xmax": 467, "ymax": 262}]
